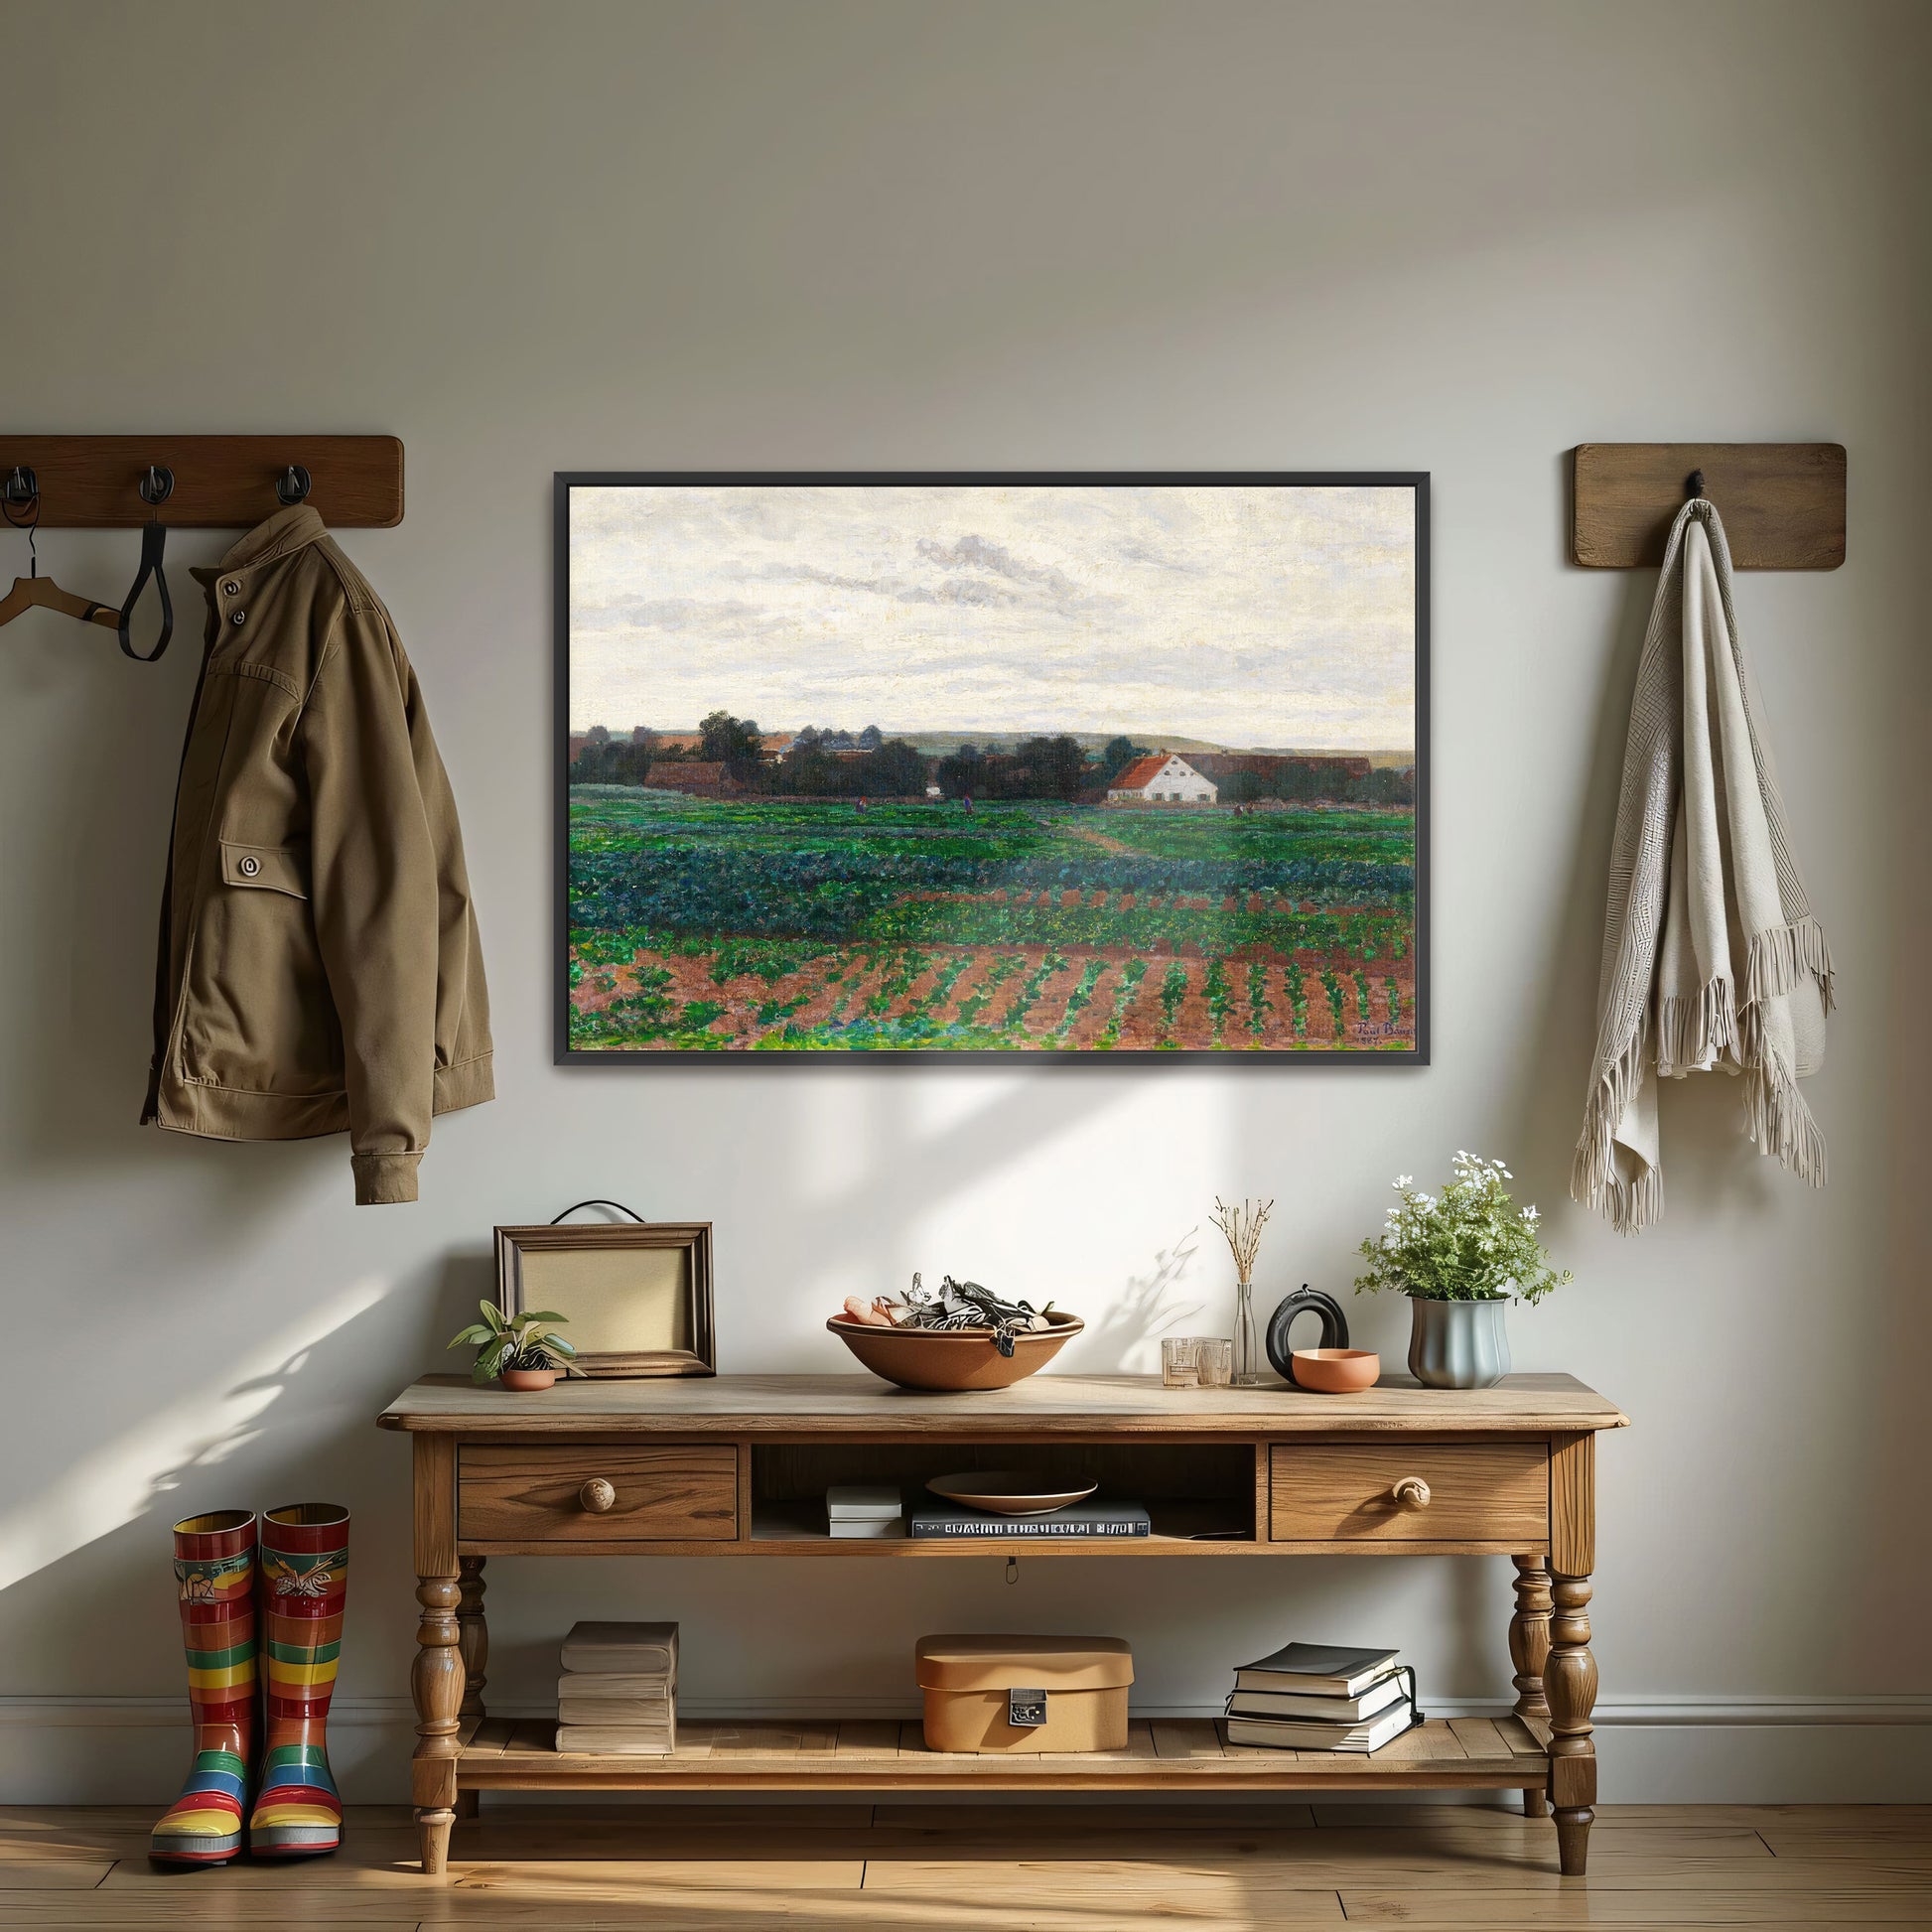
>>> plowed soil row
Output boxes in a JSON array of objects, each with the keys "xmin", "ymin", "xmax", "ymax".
[{"xmin": 573, "ymin": 941, "xmax": 1415, "ymax": 1051}]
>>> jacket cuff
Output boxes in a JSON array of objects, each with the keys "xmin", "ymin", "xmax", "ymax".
[{"xmin": 351, "ymin": 1150, "xmax": 422, "ymax": 1205}]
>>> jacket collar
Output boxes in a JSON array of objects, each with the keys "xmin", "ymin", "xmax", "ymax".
[{"xmin": 191, "ymin": 505, "xmax": 328, "ymax": 586}]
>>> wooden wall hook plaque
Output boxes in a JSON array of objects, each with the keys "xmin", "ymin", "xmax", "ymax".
[
  {"xmin": 0, "ymin": 436, "xmax": 404, "ymax": 528},
  {"xmin": 1573, "ymin": 443, "xmax": 1844, "ymax": 570}
]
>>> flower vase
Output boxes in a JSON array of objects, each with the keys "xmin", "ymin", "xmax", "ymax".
[
  {"xmin": 1406, "ymin": 1295, "xmax": 1511, "ymax": 1390},
  {"xmin": 1232, "ymin": 1280, "xmax": 1263, "ymax": 1386}
]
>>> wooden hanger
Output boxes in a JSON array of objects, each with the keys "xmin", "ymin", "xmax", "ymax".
[
  {"xmin": 0, "ymin": 466, "xmax": 120, "ymax": 631},
  {"xmin": 0, "ymin": 571, "xmax": 119, "ymax": 630}
]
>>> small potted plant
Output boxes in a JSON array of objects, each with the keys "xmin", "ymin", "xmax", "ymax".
[
  {"xmin": 1354, "ymin": 1153, "xmax": 1571, "ymax": 1389},
  {"xmin": 448, "ymin": 1302, "xmax": 583, "ymax": 1392}
]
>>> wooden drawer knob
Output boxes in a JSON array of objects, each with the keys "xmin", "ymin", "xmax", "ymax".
[
  {"xmin": 579, "ymin": 1478, "xmax": 618, "ymax": 1514},
  {"xmin": 1390, "ymin": 1476, "xmax": 1432, "ymax": 1509}
]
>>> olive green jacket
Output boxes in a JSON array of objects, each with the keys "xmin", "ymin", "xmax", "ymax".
[{"xmin": 143, "ymin": 505, "xmax": 492, "ymax": 1203}]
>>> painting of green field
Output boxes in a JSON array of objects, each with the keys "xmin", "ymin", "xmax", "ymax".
[
  {"xmin": 560, "ymin": 476, "xmax": 1424, "ymax": 1057},
  {"xmin": 567, "ymin": 789, "xmax": 1416, "ymax": 1053}
]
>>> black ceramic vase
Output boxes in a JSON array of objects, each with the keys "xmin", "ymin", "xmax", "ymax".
[{"xmin": 1264, "ymin": 1287, "xmax": 1350, "ymax": 1384}]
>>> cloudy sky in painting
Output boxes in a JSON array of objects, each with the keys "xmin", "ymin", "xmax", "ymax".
[{"xmin": 568, "ymin": 483, "xmax": 1416, "ymax": 749}]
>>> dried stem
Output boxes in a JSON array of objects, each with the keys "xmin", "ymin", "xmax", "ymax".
[{"xmin": 1210, "ymin": 1195, "xmax": 1274, "ymax": 1282}]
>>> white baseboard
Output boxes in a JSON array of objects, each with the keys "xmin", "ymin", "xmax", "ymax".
[{"xmin": 4, "ymin": 1694, "xmax": 1929, "ymax": 1805}]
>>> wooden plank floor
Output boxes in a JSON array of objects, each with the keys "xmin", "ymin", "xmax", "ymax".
[{"xmin": 1, "ymin": 1801, "xmax": 1929, "ymax": 1929}]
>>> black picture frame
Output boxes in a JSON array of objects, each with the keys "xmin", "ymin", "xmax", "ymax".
[{"xmin": 555, "ymin": 471, "xmax": 1429, "ymax": 1065}]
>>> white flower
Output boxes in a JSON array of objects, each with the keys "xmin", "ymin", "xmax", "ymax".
[
  {"xmin": 1394, "ymin": 1174, "xmax": 1413, "ymax": 1188},
  {"xmin": 1521, "ymin": 1205, "xmax": 1540, "ymax": 1223}
]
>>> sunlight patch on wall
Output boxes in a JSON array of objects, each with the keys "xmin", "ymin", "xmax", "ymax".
[{"xmin": 0, "ymin": 1275, "xmax": 389, "ymax": 1592}]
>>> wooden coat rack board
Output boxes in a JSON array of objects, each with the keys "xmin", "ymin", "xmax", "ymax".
[
  {"xmin": 1573, "ymin": 443, "xmax": 1844, "ymax": 570},
  {"xmin": 0, "ymin": 436, "xmax": 403, "ymax": 527}
]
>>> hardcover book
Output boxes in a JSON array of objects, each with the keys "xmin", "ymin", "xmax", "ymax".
[
  {"xmin": 560, "ymin": 1620, "xmax": 678, "ymax": 1673},
  {"xmin": 555, "ymin": 1725, "xmax": 676, "ymax": 1754},
  {"xmin": 558, "ymin": 1696, "xmax": 675, "ymax": 1725},
  {"xmin": 907, "ymin": 1499, "xmax": 1151, "ymax": 1539},
  {"xmin": 1224, "ymin": 1700, "xmax": 1418, "ymax": 1754},
  {"xmin": 555, "ymin": 1671, "xmax": 680, "ymax": 1700},
  {"xmin": 827, "ymin": 1485, "xmax": 904, "ymax": 1519},
  {"xmin": 1227, "ymin": 1666, "xmax": 1413, "ymax": 1724},
  {"xmin": 1231, "ymin": 1641, "xmax": 1400, "ymax": 1697}
]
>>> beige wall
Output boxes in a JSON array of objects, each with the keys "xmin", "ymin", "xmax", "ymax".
[{"xmin": 1, "ymin": 0, "xmax": 1927, "ymax": 1801}]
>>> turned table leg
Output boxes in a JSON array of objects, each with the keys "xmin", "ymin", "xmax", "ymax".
[
  {"xmin": 412, "ymin": 1436, "xmax": 463, "ymax": 1874},
  {"xmin": 1546, "ymin": 1569, "xmax": 1596, "ymax": 1874},
  {"xmin": 454, "ymin": 1556, "xmax": 487, "ymax": 1820},
  {"xmin": 1510, "ymin": 1554, "xmax": 1553, "ymax": 1818}
]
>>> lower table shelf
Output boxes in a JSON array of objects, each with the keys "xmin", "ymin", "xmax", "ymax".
[{"xmin": 458, "ymin": 1713, "xmax": 1552, "ymax": 1792}]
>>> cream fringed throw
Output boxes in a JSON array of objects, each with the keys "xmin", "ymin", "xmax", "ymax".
[{"xmin": 1573, "ymin": 497, "xmax": 1835, "ymax": 1232}]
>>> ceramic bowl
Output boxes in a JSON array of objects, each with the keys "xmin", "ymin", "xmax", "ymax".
[
  {"xmin": 826, "ymin": 1311, "xmax": 1084, "ymax": 1391},
  {"xmin": 924, "ymin": 1471, "xmax": 1100, "ymax": 1514},
  {"xmin": 1290, "ymin": 1347, "xmax": 1381, "ymax": 1394}
]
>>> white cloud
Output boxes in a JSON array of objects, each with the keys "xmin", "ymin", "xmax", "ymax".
[{"xmin": 568, "ymin": 483, "xmax": 1416, "ymax": 748}]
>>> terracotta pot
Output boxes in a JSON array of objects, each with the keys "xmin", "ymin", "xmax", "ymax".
[
  {"xmin": 1290, "ymin": 1347, "xmax": 1382, "ymax": 1394},
  {"xmin": 826, "ymin": 1312, "xmax": 1083, "ymax": 1392},
  {"xmin": 500, "ymin": 1367, "xmax": 558, "ymax": 1393}
]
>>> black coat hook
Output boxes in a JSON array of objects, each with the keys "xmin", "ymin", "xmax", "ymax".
[
  {"xmin": 119, "ymin": 465, "xmax": 173, "ymax": 663},
  {"xmin": 275, "ymin": 464, "xmax": 312, "ymax": 507},
  {"xmin": 1686, "ymin": 468, "xmax": 1707, "ymax": 500},
  {"xmin": 3, "ymin": 466, "xmax": 37, "ymax": 510}
]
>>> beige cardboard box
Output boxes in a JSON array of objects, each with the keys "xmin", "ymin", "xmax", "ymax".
[{"xmin": 916, "ymin": 1633, "xmax": 1133, "ymax": 1753}]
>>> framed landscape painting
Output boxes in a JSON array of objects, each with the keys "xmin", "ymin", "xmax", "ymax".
[{"xmin": 556, "ymin": 472, "xmax": 1427, "ymax": 1061}]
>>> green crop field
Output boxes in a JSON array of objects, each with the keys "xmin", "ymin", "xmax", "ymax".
[{"xmin": 565, "ymin": 786, "xmax": 1417, "ymax": 1053}]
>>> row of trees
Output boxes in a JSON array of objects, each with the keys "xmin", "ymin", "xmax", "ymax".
[
  {"xmin": 1215, "ymin": 763, "xmax": 1416, "ymax": 808},
  {"xmin": 569, "ymin": 712, "xmax": 1413, "ymax": 806}
]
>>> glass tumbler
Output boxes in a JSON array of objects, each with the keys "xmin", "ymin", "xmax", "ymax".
[
  {"xmin": 1195, "ymin": 1338, "xmax": 1233, "ymax": 1387},
  {"xmin": 1161, "ymin": 1336, "xmax": 1201, "ymax": 1388}
]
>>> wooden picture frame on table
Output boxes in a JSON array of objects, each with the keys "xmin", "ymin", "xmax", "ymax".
[{"xmin": 494, "ymin": 1221, "xmax": 716, "ymax": 1378}]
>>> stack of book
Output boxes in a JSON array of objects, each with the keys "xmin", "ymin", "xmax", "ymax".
[
  {"xmin": 555, "ymin": 1620, "xmax": 677, "ymax": 1754},
  {"xmin": 1223, "ymin": 1641, "xmax": 1420, "ymax": 1752},
  {"xmin": 827, "ymin": 1485, "xmax": 905, "ymax": 1539}
]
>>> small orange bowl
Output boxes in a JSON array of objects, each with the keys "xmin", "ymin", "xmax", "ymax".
[{"xmin": 1291, "ymin": 1348, "xmax": 1381, "ymax": 1394}]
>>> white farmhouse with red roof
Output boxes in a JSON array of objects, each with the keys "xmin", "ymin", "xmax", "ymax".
[{"xmin": 1106, "ymin": 753, "xmax": 1219, "ymax": 804}]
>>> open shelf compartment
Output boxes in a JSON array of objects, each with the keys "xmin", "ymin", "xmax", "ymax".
[{"xmin": 747, "ymin": 1439, "xmax": 1259, "ymax": 1549}]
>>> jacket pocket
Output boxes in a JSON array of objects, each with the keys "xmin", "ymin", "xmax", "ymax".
[
  {"xmin": 219, "ymin": 840, "xmax": 310, "ymax": 897},
  {"xmin": 181, "ymin": 841, "xmax": 344, "ymax": 1096}
]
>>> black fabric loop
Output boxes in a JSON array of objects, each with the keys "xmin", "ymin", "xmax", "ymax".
[
  {"xmin": 117, "ymin": 519, "xmax": 173, "ymax": 663},
  {"xmin": 548, "ymin": 1197, "xmax": 646, "ymax": 1225}
]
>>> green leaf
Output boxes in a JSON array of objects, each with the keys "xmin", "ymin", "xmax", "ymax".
[
  {"xmin": 448, "ymin": 1324, "xmax": 493, "ymax": 1348},
  {"xmin": 474, "ymin": 1337, "xmax": 512, "ymax": 1383},
  {"xmin": 540, "ymin": 1334, "xmax": 578, "ymax": 1357},
  {"xmin": 520, "ymin": 1311, "xmax": 569, "ymax": 1327},
  {"xmin": 478, "ymin": 1301, "xmax": 510, "ymax": 1332}
]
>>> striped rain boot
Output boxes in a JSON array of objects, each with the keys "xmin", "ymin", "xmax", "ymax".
[
  {"xmin": 151, "ymin": 1510, "xmax": 257, "ymax": 1864},
  {"xmin": 249, "ymin": 1502, "xmax": 349, "ymax": 1858}
]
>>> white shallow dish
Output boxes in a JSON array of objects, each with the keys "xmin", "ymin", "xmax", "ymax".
[{"xmin": 924, "ymin": 1470, "xmax": 1100, "ymax": 1515}]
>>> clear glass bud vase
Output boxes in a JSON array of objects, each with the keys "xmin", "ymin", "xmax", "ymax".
[{"xmin": 1232, "ymin": 1280, "xmax": 1263, "ymax": 1386}]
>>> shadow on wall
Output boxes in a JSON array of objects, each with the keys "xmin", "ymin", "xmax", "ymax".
[{"xmin": 0, "ymin": 1246, "xmax": 495, "ymax": 1688}]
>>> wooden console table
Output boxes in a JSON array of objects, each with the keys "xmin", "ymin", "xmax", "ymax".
[{"xmin": 378, "ymin": 1371, "xmax": 1625, "ymax": 1877}]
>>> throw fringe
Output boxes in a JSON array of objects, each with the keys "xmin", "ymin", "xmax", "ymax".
[
  {"xmin": 1742, "ymin": 915, "xmax": 1836, "ymax": 1015},
  {"xmin": 1656, "ymin": 979, "xmax": 1736, "ymax": 1077},
  {"xmin": 1571, "ymin": 1029, "xmax": 1662, "ymax": 1233},
  {"xmin": 1743, "ymin": 1046, "xmax": 1829, "ymax": 1187}
]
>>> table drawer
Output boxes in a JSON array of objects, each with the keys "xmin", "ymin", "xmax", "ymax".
[
  {"xmin": 460, "ymin": 1444, "xmax": 738, "ymax": 1544},
  {"xmin": 1270, "ymin": 1441, "xmax": 1548, "ymax": 1544}
]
